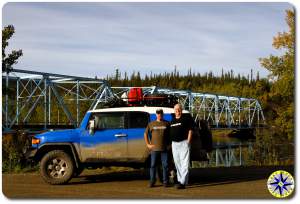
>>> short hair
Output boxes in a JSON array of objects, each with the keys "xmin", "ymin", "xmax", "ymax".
[
  {"xmin": 156, "ymin": 109, "xmax": 164, "ymax": 114},
  {"xmin": 174, "ymin": 103, "xmax": 183, "ymax": 110}
]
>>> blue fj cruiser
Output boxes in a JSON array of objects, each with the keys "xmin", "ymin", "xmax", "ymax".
[{"xmin": 27, "ymin": 107, "xmax": 205, "ymax": 184}]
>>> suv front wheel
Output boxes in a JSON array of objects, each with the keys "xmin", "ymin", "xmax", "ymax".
[{"xmin": 40, "ymin": 150, "xmax": 74, "ymax": 185}]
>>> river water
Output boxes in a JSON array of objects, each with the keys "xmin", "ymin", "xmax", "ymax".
[{"xmin": 194, "ymin": 129, "xmax": 294, "ymax": 168}]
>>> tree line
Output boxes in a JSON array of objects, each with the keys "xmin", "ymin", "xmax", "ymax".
[{"xmin": 2, "ymin": 10, "xmax": 294, "ymax": 141}]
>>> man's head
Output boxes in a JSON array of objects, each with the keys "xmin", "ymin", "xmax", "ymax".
[
  {"xmin": 174, "ymin": 104, "xmax": 183, "ymax": 119},
  {"xmin": 156, "ymin": 109, "xmax": 164, "ymax": 121}
]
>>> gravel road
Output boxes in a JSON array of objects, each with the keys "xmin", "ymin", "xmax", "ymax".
[{"xmin": 2, "ymin": 166, "xmax": 294, "ymax": 199}]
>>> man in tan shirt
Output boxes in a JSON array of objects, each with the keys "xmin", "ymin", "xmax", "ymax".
[{"xmin": 144, "ymin": 109, "xmax": 170, "ymax": 187}]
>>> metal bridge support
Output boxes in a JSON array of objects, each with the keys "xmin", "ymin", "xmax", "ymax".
[
  {"xmin": 2, "ymin": 70, "xmax": 266, "ymax": 130},
  {"xmin": 111, "ymin": 86, "xmax": 266, "ymax": 128},
  {"xmin": 214, "ymin": 96, "xmax": 219, "ymax": 128},
  {"xmin": 76, "ymin": 80, "xmax": 80, "ymax": 127},
  {"xmin": 44, "ymin": 77, "xmax": 48, "ymax": 129},
  {"xmin": 50, "ymin": 83, "xmax": 76, "ymax": 127},
  {"xmin": 111, "ymin": 86, "xmax": 265, "ymax": 128},
  {"xmin": 2, "ymin": 69, "xmax": 112, "ymax": 130}
]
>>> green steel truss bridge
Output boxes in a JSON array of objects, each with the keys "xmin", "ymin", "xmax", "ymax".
[{"xmin": 2, "ymin": 69, "xmax": 265, "ymax": 131}]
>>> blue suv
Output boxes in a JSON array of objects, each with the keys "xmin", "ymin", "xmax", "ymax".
[{"xmin": 27, "ymin": 107, "xmax": 205, "ymax": 184}]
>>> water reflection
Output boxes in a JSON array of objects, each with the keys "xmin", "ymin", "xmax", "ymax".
[{"xmin": 194, "ymin": 128, "xmax": 294, "ymax": 168}]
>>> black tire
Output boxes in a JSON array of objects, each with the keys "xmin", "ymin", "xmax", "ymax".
[{"xmin": 40, "ymin": 150, "xmax": 74, "ymax": 185}]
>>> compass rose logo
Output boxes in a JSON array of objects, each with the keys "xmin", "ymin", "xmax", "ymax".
[{"xmin": 267, "ymin": 170, "xmax": 294, "ymax": 198}]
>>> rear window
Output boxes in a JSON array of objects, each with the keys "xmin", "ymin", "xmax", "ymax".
[{"xmin": 128, "ymin": 112, "xmax": 149, "ymax": 128}]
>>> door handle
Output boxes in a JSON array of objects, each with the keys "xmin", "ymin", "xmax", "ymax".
[{"xmin": 114, "ymin": 133, "xmax": 127, "ymax": 137}]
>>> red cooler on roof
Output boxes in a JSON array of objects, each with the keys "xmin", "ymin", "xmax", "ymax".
[{"xmin": 128, "ymin": 88, "xmax": 143, "ymax": 104}]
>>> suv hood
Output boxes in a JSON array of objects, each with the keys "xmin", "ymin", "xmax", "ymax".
[{"xmin": 35, "ymin": 129, "xmax": 80, "ymax": 144}]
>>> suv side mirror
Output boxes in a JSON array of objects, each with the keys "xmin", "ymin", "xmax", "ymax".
[{"xmin": 89, "ymin": 120, "xmax": 95, "ymax": 135}]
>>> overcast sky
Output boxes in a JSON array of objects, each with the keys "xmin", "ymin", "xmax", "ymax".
[{"xmin": 2, "ymin": 2, "xmax": 293, "ymax": 79}]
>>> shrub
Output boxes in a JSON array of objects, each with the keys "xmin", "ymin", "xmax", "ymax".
[{"xmin": 2, "ymin": 131, "xmax": 33, "ymax": 172}]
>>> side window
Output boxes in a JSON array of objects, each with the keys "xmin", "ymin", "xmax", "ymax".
[
  {"xmin": 128, "ymin": 112, "xmax": 149, "ymax": 128},
  {"xmin": 92, "ymin": 112, "xmax": 125, "ymax": 129}
]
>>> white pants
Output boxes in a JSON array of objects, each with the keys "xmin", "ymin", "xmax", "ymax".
[{"xmin": 172, "ymin": 140, "xmax": 190, "ymax": 185}]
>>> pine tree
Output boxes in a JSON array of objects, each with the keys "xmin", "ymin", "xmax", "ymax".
[
  {"xmin": 256, "ymin": 71, "xmax": 260, "ymax": 81},
  {"xmin": 2, "ymin": 25, "xmax": 23, "ymax": 72}
]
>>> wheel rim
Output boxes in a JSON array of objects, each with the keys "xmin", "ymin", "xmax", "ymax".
[{"xmin": 47, "ymin": 158, "xmax": 68, "ymax": 179}]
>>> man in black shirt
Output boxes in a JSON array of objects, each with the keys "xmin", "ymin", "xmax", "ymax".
[{"xmin": 170, "ymin": 104, "xmax": 193, "ymax": 189}]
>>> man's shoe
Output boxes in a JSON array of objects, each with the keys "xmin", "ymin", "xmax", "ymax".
[
  {"xmin": 149, "ymin": 183, "xmax": 155, "ymax": 188},
  {"xmin": 163, "ymin": 183, "xmax": 170, "ymax": 188},
  {"xmin": 176, "ymin": 184, "xmax": 185, "ymax": 189}
]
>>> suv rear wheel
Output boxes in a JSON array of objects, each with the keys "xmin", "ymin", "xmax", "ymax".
[{"xmin": 40, "ymin": 150, "xmax": 74, "ymax": 185}]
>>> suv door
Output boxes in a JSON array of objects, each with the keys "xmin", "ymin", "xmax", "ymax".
[
  {"xmin": 80, "ymin": 112, "xmax": 128, "ymax": 162},
  {"xmin": 126, "ymin": 111, "xmax": 150, "ymax": 162}
]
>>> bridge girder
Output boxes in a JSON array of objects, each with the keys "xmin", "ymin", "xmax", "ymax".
[
  {"xmin": 2, "ymin": 69, "xmax": 265, "ymax": 130},
  {"xmin": 109, "ymin": 86, "xmax": 266, "ymax": 128},
  {"xmin": 2, "ymin": 69, "xmax": 113, "ymax": 130}
]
